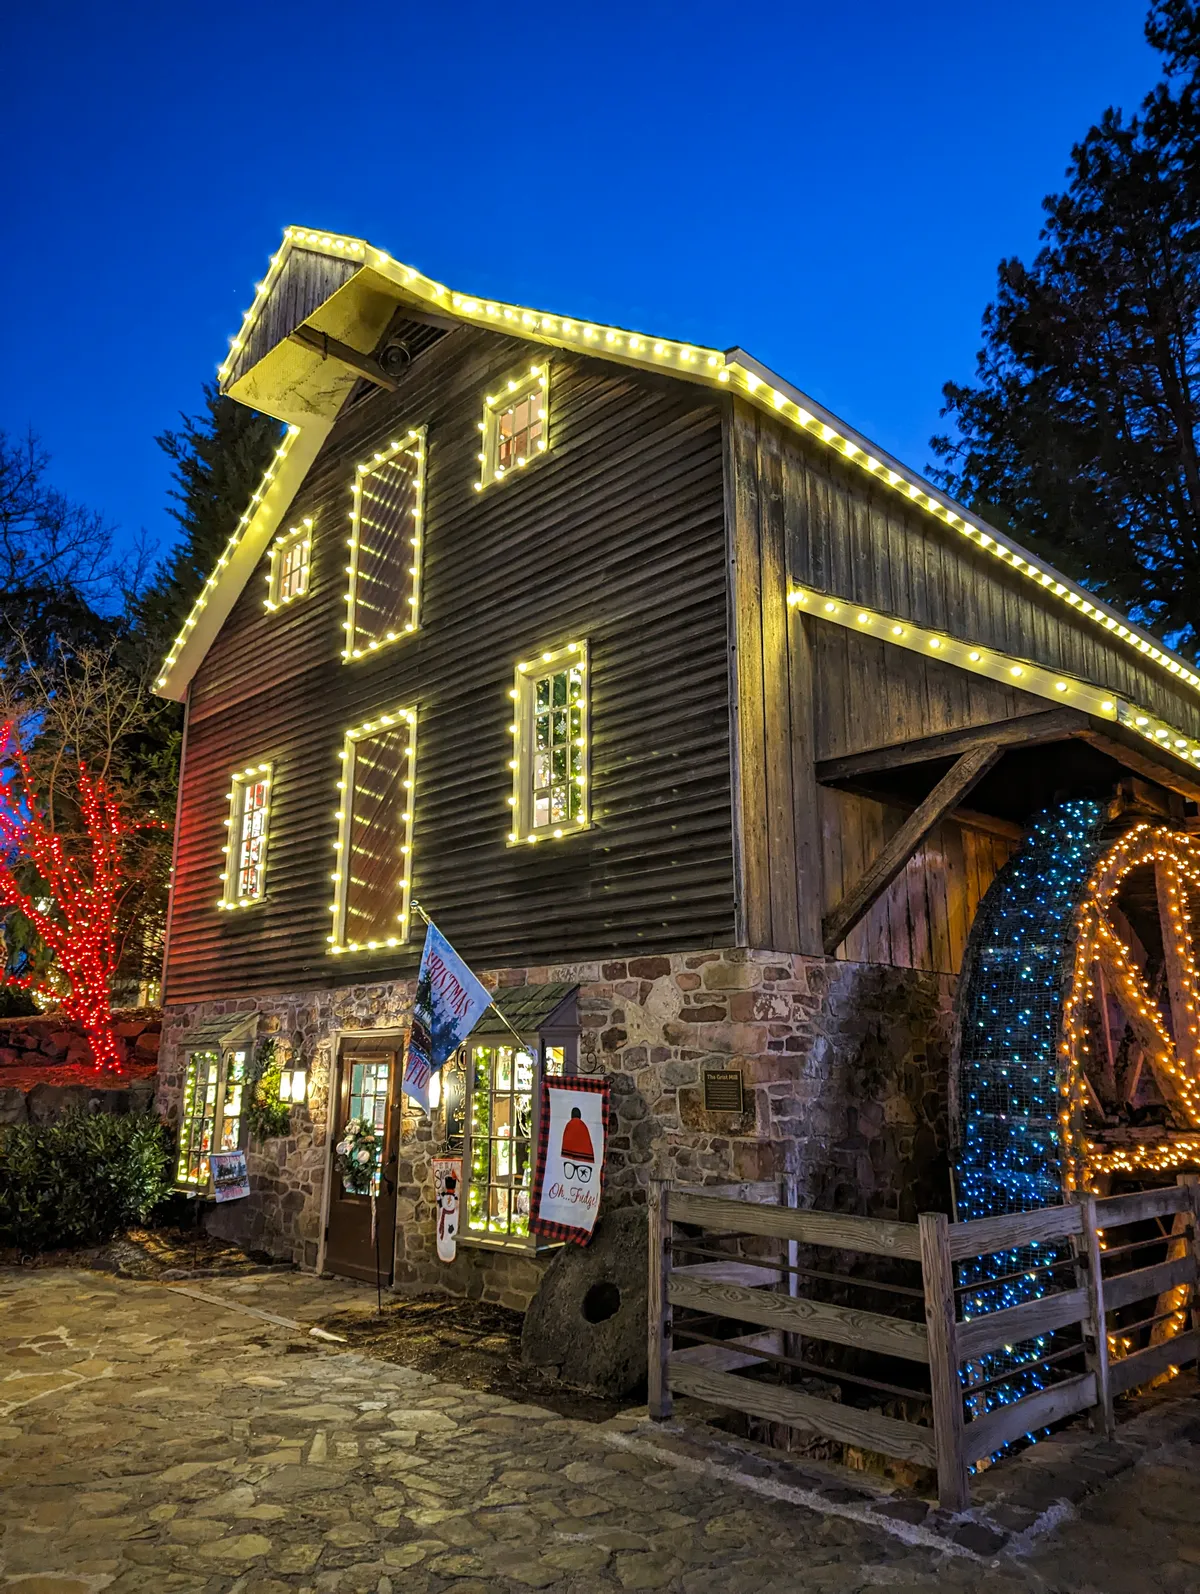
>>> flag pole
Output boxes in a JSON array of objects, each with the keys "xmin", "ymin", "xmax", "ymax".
[{"xmin": 409, "ymin": 898, "xmax": 529, "ymax": 1052}]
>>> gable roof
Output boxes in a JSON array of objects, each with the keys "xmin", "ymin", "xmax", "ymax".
[{"xmin": 155, "ymin": 224, "xmax": 1200, "ymax": 715}]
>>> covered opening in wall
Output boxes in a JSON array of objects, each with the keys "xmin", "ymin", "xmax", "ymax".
[
  {"xmin": 453, "ymin": 984, "xmax": 579, "ymax": 1251},
  {"xmin": 815, "ymin": 705, "xmax": 1200, "ymax": 973},
  {"xmin": 174, "ymin": 1013, "xmax": 258, "ymax": 1191}
]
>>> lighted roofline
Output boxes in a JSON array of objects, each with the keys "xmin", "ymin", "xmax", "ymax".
[
  {"xmin": 728, "ymin": 350, "xmax": 1200, "ymax": 696},
  {"xmin": 158, "ymin": 224, "xmax": 1200, "ymax": 703}
]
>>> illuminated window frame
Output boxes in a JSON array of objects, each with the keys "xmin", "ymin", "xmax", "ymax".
[
  {"xmin": 507, "ymin": 641, "xmax": 589, "ymax": 845},
  {"xmin": 219, "ymin": 763, "xmax": 272, "ymax": 909},
  {"xmin": 343, "ymin": 427, "xmax": 426, "ymax": 661},
  {"xmin": 475, "ymin": 364, "xmax": 550, "ymax": 491},
  {"xmin": 265, "ymin": 518, "xmax": 313, "ymax": 610},
  {"xmin": 328, "ymin": 707, "xmax": 417, "ymax": 955},
  {"xmin": 175, "ymin": 1046, "xmax": 248, "ymax": 1189}
]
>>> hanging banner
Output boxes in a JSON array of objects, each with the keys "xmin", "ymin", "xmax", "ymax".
[
  {"xmin": 402, "ymin": 924, "xmax": 491, "ymax": 1110},
  {"xmin": 433, "ymin": 1156, "xmax": 462, "ymax": 1262},
  {"xmin": 531, "ymin": 1076, "xmax": 610, "ymax": 1246},
  {"xmin": 210, "ymin": 1149, "xmax": 250, "ymax": 1203}
]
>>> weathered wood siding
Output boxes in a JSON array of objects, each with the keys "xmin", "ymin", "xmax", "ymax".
[
  {"xmin": 762, "ymin": 405, "xmax": 1200, "ymax": 741},
  {"xmin": 227, "ymin": 247, "xmax": 360, "ymax": 389},
  {"xmin": 819, "ymin": 790, "xmax": 1016, "ymax": 973},
  {"xmin": 165, "ymin": 329, "xmax": 733, "ymax": 1002}
]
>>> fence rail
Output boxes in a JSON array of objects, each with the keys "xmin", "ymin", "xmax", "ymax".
[{"xmin": 647, "ymin": 1175, "xmax": 1200, "ymax": 1511}]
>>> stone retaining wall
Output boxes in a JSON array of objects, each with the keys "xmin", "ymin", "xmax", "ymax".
[
  {"xmin": 0, "ymin": 1012, "xmax": 160, "ymax": 1124},
  {"xmin": 158, "ymin": 949, "xmax": 953, "ymax": 1307}
]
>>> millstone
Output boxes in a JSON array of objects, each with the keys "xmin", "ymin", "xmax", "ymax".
[{"xmin": 520, "ymin": 1205, "xmax": 648, "ymax": 1396}]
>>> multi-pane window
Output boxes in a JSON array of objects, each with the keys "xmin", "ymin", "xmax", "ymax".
[
  {"xmin": 266, "ymin": 520, "xmax": 313, "ymax": 609},
  {"xmin": 509, "ymin": 643, "xmax": 589, "ymax": 843},
  {"xmin": 477, "ymin": 365, "xmax": 549, "ymax": 489},
  {"xmin": 329, "ymin": 708, "xmax": 417, "ymax": 954},
  {"xmin": 221, "ymin": 765, "xmax": 271, "ymax": 908},
  {"xmin": 462, "ymin": 1042, "xmax": 566, "ymax": 1245},
  {"xmin": 176, "ymin": 1047, "xmax": 247, "ymax": 1188},
  {"xmin": 343, "ymin": 1058, "xmax": 389, "ymax": 1196},
  {"xmin": 344, "ymin": 429, "xmax": 425, "ymax": 660}
]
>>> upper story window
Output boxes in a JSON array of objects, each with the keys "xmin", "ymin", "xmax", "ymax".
[
  {"xmin": 329, "ymin": 707, "xmax": 417, "ymax": 954},
  {"xmin": 265, "ymin": 519, "xmax": 313, "ymax": 610},
  {"xmin": 344, "ymin": 428, "xmax": 426, "ymax": 661},
  {"xmin": 221, "ymin": 764, "xmax": 271, "ymax": 908},
  {"xmin": 508, "ymin": 642, "xmax": 589, "ymax": 843},
  {"xmin": 476, "ymin": 365, "xmax": 550, "ymax": 491}
]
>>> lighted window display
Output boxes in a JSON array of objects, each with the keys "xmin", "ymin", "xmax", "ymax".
[
  {"xmin": 266, "ymin": 520, "xmax": 312, "ymax": 609},
  {"xmin": 477, "ymin": 366, "xmax": 549, "ymax": 489},
  {"xmin": 176, "ymin": 1047, "xmax": 247, "ymax": 1187},
  {"xmin": 343, "ymin": 430, "xmax": 425, "ymax": 660},
  {"xmin": 509, "ymin": 643, "xmax": 588, "ymax": 843},
  {"xmin": 221, "ymin": 765, "xmax": 271, "ymax": 908},
  {"xmin": 462, "ymin": 1043, "xmax": 565, "ymax": 1245}
]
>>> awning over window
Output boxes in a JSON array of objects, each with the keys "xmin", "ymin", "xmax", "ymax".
[
  {"xmin": 468, "ymin": 983, "xmax": 577, "ymax": 1038},
  {"xmin": 181, "ymin": 1013, "xmax": 259, "ymax": 1052}
]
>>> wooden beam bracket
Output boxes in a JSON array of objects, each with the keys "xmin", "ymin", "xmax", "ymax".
[
  {"xmin": 288, "ymin": 323, "xmax": 399, "ymax": 391},
  {"xmin": 821, "ymin": 742, "xmax": 1003, "ymax": 955}
]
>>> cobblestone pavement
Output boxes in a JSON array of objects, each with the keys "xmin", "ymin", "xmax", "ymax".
[{"xmin": 3, "ymin": 1268, "xmax": 1200, "ymax": 1593}]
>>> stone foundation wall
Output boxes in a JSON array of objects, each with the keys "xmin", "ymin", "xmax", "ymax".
[
  {"xmin": 158, "ymin": 948, "xmax": 954, "ymax": 1306},
  {"xmin": 0, "ymin": 1012, "xmax": 160, "ymax": 1124}
]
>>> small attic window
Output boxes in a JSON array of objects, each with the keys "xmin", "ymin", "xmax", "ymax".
[
  {"xmin": 476, "ymin": 365, "xmax": 550, "ymax": 490},
  {"xmin": 266, "ymin": 520, "xmax": 313, "ymax": 609}
]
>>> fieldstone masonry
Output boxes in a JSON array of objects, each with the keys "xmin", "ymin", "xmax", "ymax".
[{"xmin": 158, "ymin": 948, "xmax": 955, "ymax": 1308}]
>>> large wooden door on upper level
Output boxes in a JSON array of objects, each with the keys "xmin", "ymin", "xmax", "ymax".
[{"xmin": 325, "ymin": 1047, "xmax": 400, "ymax": 1283}]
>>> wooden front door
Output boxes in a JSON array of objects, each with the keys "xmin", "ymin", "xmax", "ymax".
[{"xmin": 325, "ymin": 1047, "xmax": 401, "ymax": 1284}]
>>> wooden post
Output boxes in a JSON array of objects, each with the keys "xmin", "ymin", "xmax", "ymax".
[
  {"xmin": 784, "ymin": 1173, "xmax": 801, "ymax": 1365},
  {"xmin": 919, "ymin": 1212, "xmax": 969, "ymax": 1512},
  {"xmin": 647, "ymin": 1178, "xmax": 673, "ymax": 1420},
  {"xmin": 1078, "ymin": 1195, "xmax": 1115, "ymax": 1438},
  {"xmin": 1179, "ymin": 1176, "xmax": 1200, "ymax": 1339}
]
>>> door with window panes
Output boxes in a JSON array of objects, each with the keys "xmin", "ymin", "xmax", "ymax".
[
  {"xmin": 462, "ymin": 1040, "xmax": 567, "ymax": 1246},
  {"xmin": 325, "ymin": 1048, "xmax": 401, "ymax": 1282}
]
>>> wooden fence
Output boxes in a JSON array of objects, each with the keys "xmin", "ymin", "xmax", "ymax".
[{"xmin": 647, "ymin": 1176, "xmax": 1200, "ymax": 1510}]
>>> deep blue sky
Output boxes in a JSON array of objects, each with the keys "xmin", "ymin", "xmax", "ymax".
[{"xmin": 2, "ymin": 1, "xmax": 1160, "ymax": 565}]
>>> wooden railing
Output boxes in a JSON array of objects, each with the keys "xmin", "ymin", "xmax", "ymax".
[{"xmin": 647, "ymin": 1176, "xmax": 1200, "ymax": 1511}]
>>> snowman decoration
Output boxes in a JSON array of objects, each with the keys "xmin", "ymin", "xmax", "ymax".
[{"xmin": 434, "ymin": 1158, "xmax": 461, "ymax": 1262}]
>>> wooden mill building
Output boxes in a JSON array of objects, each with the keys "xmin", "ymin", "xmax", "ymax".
[{"xmin": 154, "ymin": 226, "xmax": 1200, "ymax": 1305}]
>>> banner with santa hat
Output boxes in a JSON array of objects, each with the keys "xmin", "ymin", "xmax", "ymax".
[{"xmin": 530, "ymin": 1075, "xmax": 610, "ymax": 1245}]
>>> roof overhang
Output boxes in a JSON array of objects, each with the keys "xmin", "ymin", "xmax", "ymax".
[{"xmin": 155, "ymin": 224, "xmax": 1200, "ymax": 708}]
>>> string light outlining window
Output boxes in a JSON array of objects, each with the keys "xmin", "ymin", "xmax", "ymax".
[
  {"xmin": 462, "ymin": 1040, "xmax": 568, "ymax": 1247},
  {"xmin": 266, "ymin": 519, "xmax": 313, "ymax": 609},
  {"xmin": 476, "ymin": 365, "xmax": 549, "ymax": 490},
  {"xmin": 329, "ymin": 708, "xmax": 417, "ymax": 954},
  {"xmin": 508, "ymin": 642, "xmax": 589, "ymax": 843},
  {"xmin": 220, "ymin": 764, "xmax": 272, "ymax": 909},
  {"xmin": 344, "ymin": 429, "xmax": 426, "ymax": 660},
  {"xmin": 176, "ymin": 1046, "xmax": 247, "ymax": 1188}
]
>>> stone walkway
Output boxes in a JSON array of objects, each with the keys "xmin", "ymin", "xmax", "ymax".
[{"xmin": 2, "ymin": 1268, "xmax": 1200, "ymax": 1592}]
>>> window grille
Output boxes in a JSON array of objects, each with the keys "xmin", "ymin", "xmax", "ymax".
[
  {"xmin": 266, "ymin": 520, "xmax": 313, "ymax": 609},
  {"xmin": 176, "ymin": 1046, "xmax": 247, "ymax": 1188},
  {"xmin": 509, "ymin": 643, "xmax": 589, "ymax": 842},
  {"xmin": 477, "ymin": 365, "xmax": 549, "ymax": 489},
  {"xmin": 221, "ymin": 765, "xmax": 271, "ymax": 907},
  {"xmin": 461, "ymin": 1041, "xmax": 567, "ymax": 1246}
]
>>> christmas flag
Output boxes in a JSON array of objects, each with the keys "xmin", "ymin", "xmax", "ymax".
[{"xmin": 402, "ymin": 923, "xmax": 490, "ymax": 1109}]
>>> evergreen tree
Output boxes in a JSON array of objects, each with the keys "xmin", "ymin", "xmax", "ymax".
[
  {"xmin": 133, "ymin": 383, "xmax": 282, "ymax": 661},
  {"xmin": 930, "ymin": 0, "xmax": 1200, "ymax": 654}
]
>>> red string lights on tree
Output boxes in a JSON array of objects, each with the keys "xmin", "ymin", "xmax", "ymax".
[{"xmin": 0, "ymin": 722, "xmax": 164, "ymax": 1073}]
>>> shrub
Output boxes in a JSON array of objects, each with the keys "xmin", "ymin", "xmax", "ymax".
[{"xmin": 0, "ymin": 1109, "xmax": 172, "ymax": 1252}]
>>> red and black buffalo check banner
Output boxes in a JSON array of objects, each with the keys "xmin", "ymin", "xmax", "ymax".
[{"xmin": 530, "ymin": 1074, "xmax": 610, "ymax": 1246}]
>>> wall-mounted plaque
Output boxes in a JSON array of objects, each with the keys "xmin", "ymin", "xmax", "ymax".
[{"xmin": 703, "ymin": 1069, "xmax": 744, "ymax": 1113}]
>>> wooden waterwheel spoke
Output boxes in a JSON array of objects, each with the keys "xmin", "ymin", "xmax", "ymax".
[
  {"xmin": 1094, "ymin": 938, "xmax": 1200, "ymax": 1128},
  {"xmin": 1156, "ymin": 858, "xmax": 1200, "ymax": 1081}
]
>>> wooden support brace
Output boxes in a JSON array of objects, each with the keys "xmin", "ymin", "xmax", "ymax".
[
  {"xmin": 1094, "ymin": 942, "xmax": 1196, "ymax": 1126},
  {"xmin": 1076, "ymin": 1195, "xmax": 1115, "ymax": 1438},
  {"xmin": 822, "ymin": 742, "xmax": 1002, "ymax": 955},
  {"xmin": 919, "ymin": 1212, "xmax": 969, "ymax": 1513},
  {"xmin": 288, "ymin": 323, "xmax": 400, "ymax": 391},
  {"xmin": 1155, "ymin": 860, "xmax": 1200, "ymax": 1079}
]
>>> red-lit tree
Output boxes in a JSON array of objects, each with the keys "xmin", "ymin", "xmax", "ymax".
[{"xmin": 0, "ymin": 722, "xmax": 163, "ymax": 1072}]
